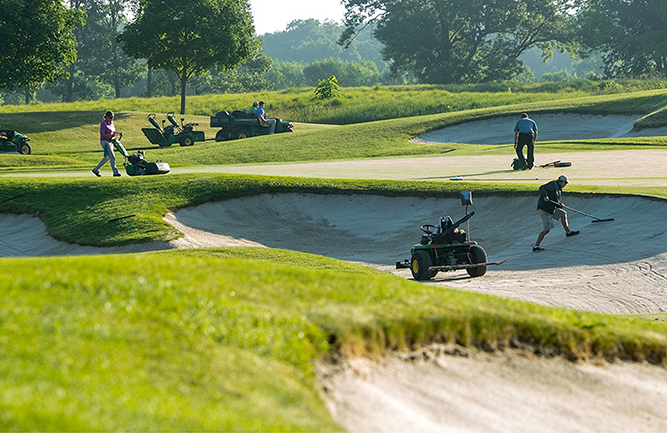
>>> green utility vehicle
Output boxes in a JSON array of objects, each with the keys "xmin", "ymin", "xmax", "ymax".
[
  {"xmin": 0, "ymin": 127, "xmax": 31, "ymax": 154},
  {"xmin": 141, "ymin": 113, "xmax": 205, "ymax": 147},
  {"xmin": 210, "ymin": 110, "xmax": 293, "ymax": 141},
  {"xmin": 396, "ymin": 192, "xmax": 511, "ymax": 280}
]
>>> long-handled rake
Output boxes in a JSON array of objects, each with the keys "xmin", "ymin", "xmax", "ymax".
[
  {"xmin": 549, "ymin": 200, "xmax": 614, "ymax": 223},
  {"xmin": 1, "ymin": 192, "xmax": 24, "ymax": 203}
]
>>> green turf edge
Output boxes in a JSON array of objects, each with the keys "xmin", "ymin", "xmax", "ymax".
[
  {"xmin": 1, "ymin": 173, "xmax": 665, "ymax": 247},
  {"xmin": 2, "ymin": 247, "xmax": 666, "ymax": 431}
]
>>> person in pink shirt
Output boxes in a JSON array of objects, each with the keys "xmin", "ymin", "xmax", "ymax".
[{"xmin": 92, "ymin": 110, "xmax": 122, "ymax": 177}]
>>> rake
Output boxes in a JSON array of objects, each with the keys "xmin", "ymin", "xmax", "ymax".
[{"xmin": 549, "ymin": 200, "xmax": 614, "ymax": 223}]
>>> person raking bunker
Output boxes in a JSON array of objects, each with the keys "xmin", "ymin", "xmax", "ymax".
[{"xmin": 533, "ymin": 174, "xmax": 580, "ymax": 252}]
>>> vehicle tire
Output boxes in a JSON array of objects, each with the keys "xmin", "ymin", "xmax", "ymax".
[
  {"xmin": 18, "ymin": 140, "xmax": 31, "ymax": 155},
  {"xmin": 179, "ymin": 133, "xmax": 195, "ymax": 146},
  {"xmin": 466, "ymin": 245, "xmax": 487, "ymax": 277},
  {"xmin": 235, "ymin": 129, "xmax": 251, "ymax": 139},
  {"xmin": 411, "ymin": 250, "xmax": 436, "ymax": 281},
  {"xmin": 215, "ymin": 130, "xmax": 227, "ymax": 142}
]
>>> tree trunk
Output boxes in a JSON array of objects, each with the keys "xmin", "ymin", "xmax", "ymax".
[
  {"xmin": 147, "ymin": 67, "xmax": 152, "ymax": 98},
  {"xmin": 180, "ymin": 69, "xmax": 188, "ymax": 115}
]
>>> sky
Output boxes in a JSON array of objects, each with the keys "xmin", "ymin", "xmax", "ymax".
[{"xmin": 249, "ymin": 0, "xmax": 347, "ymax": 35}]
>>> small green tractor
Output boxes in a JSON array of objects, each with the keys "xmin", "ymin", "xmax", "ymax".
[
  {"xmin": 0, "ymin": 127, "xmax": 31, "ymax": 154},
  {"xmin": 141, "ymin": 113, "xmax": 205, "ymax": 147},
  {"xmin": 210, "ymin": 110, "xmax": 293, "ymax": 141},
  {"xmin": 396, "ymin": 192, "xmax": 511, "ymax": 280}
]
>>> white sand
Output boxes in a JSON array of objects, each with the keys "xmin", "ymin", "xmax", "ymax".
[{"xmin": 416, "ymin": 113, "xmax": 667, "ymax": 144}]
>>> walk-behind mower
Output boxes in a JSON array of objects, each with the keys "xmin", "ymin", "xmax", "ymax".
[
  {"xmin": 0, "ymin": 126, "xmax": 31, "ymax": 154},
  {"xmin": 110, "ymin": 138, "xmax": 170, "ymax": 176},
  {"xmin": 141, "ymin": 113, "xmax": 205, "ymax": 147},
  {"xmin": 396, "ymin": 192, "xmax": 512, "ymax": 280},
  {"xmin": 210, "ymin": 110, "xmax": 293, "ymax": 141}
]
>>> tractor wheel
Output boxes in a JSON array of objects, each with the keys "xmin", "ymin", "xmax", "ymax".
[
  {"xmin": 411, "ymin": 250, "xmax": 436, "ymax": 281},
  {"xmin": 18, "ymin": 140, "xmax": 31, "ymax": 155},
  {"xmin": 235, "ymin": 129, "xmax": 251, "ymax": 140},
  {"xmin": 466, "ymin": 245, "xmax": 487, "ymax": 278},
  {"xmin": 215, "ymin": 130, "xmax": 227, "ymax": 142},
  {"xmin": 179, "ymin": 133, "xmax": 195, "ymax": 147}
]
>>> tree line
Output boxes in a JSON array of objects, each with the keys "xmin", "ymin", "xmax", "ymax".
[{"xmin": 1, "ymin": 0, "xmax": 665, "ymax": 113}]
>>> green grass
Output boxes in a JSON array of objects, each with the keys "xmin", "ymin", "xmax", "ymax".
[
  {"xmin": 2, "ymin": 88, "xmax": 667, "ymax": 172},
  {"xmin": 3, "ymin": 79, "xmax": 667, "ymax": 124},
  {"xmin": 2, "ymin": 248, "xmax": 667, "ymax": 430}
]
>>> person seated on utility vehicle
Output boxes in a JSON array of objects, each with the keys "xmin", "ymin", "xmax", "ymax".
[
  {"xmin": 248, "ymin": 101, "xmax": 258, "ymax": 115},
  {"xmin": 255, "ymin": 101, "xmax": 276, "ymax": 134}
]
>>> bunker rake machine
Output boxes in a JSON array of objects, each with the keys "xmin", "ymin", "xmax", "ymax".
[{"xmin": 396, "ymin": 192, "xmax": 513, "ymax": 280}]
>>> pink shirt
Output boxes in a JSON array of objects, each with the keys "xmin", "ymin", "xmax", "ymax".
[{"xmin": 100, "ymin": 119, "xmax": 115, "ymax": 141}]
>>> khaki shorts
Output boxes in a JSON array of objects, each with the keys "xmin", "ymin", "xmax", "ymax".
[{"xmin": 538, "ymin": 208, "xmax": 566, "ymax": 231}]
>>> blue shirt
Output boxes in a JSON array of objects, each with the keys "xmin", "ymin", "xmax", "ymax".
[
  {"xmin": 255, "ymin": 106, "xmax": 264, "ymax": 117},
  {"xmin": 514, "ymin": 118, "xmax": 538, "ymax": 134}
]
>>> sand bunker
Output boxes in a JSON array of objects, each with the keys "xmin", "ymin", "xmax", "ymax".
[
  {"xmin": 3, "ymin": 193, "xmax": 667, "ymax": 431},
  {"xmin": 417, "ymin": 113, "xmax": 667, "ymax": 144},
  {"xmin": 162, "ymin": 193, "xmax": 667, "ymax": 315},
  {"xmin": 3, "ymin": 194, "xmax": 666, "ymax": 314}
]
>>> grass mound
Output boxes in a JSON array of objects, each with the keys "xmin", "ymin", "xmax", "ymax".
[{"xmin": 2, "ymin": 248, "xmax": 666, "ymax": 430}]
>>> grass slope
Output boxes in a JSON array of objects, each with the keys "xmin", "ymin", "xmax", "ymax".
[
  {"xmin": 1, "ymin": 89, "xmax": 667, "ymax": 172},
  {"xmin": 2, "ymin": 248, "xmax": 667, "ymax": 430}
]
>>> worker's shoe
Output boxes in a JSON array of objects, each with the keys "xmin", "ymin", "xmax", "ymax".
[
  {"xmin": 532, "ymin": 246, "xmax": 545, "ymax": 252},
  {"xmin": 566, "ymin": 230, "xmax": 580, "ymax": 237},
  {"xmin": 92, "ymin": 169, "xmax": 101, "ymax": 177},
  {"xmin": 113, "ymin": 173, "xmax": 122, "ymax": 177}
]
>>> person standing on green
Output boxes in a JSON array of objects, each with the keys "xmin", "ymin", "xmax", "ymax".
[
  {"xmin": 514, "ymin": 113, "xmax": 538, "ymax": 170},
  {"xmin": 92, "ymin": 111, "xmax": 122, "ymax": 177}
]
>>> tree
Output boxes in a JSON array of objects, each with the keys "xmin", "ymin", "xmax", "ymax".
[
  {"xmin": 190, "ymin": 51, "xmax": 274, "ymax": 94},
  {"xmin": 119, "ymin": 0, "xmax": 256, "ymax": 114},
  {"xmin": 264, "ymin": 61, "xmax": 308, "ymax": 89},
  {"xmin": 47, "ymin": 0, "xmax": 143, "ymax": 102},
  {"xmin": 261, "ymin": 18, "xmax": 386, "ymax": 71},
  {"xmin": 0, "ymin": 0, "xmax": 83, "ymax": 97},
  {"xmin": 303, "ymin": 58, "xmax": 379, "ymax": 87},
  {"xmin": 82, "ymin": 0, "xmax": 144, "ymax": 98},
  {"xmin": 576, "ymin": 0, "xmax": 667, "ymax": 78},
  {"xmin": 339, "ymin": 0, "xmax": 580, "ymax": 84}
]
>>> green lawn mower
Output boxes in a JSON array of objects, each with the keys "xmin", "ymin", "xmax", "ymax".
[
  {"xmin": 141, "ymin": 113, "xmax": 205, "ymax": 147},
  {"xmin": 0, "ymin": 126, "xmax": 31, "ymax": 154},
  {"xmin": 396, "ymin": 192, "xmax": 512, "ymax": 280},
  {"xmin": 110, "ymin": 138, "xmax": 170, "ymax": 176},
  {"xmin": 210, "ymin": 110, "xmax": 293, "ymax": 141}
]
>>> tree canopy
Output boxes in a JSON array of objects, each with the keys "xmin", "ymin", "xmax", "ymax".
[
  {"xmin": 576, "ymin": 0, "xmax": 667, "ymax": 78},
  {"xmin": 261, "ymin": 19, "xmax": 385, "ymax": 70},
  {"xmin": 340, "ymin": 0, "xmax": 579, "ymax": 84},
  {"xmin": 0, "ymin": 0, "xmax": 83, "ymax": 91},
  {"xmin": 119, "ymin": 0, "xmax": 256, "ymax": 113}
]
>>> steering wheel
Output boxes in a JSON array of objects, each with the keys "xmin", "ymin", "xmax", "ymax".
[{"xmin": 420, "ymin": 224, "xmax": 436, "ymax": 234}]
